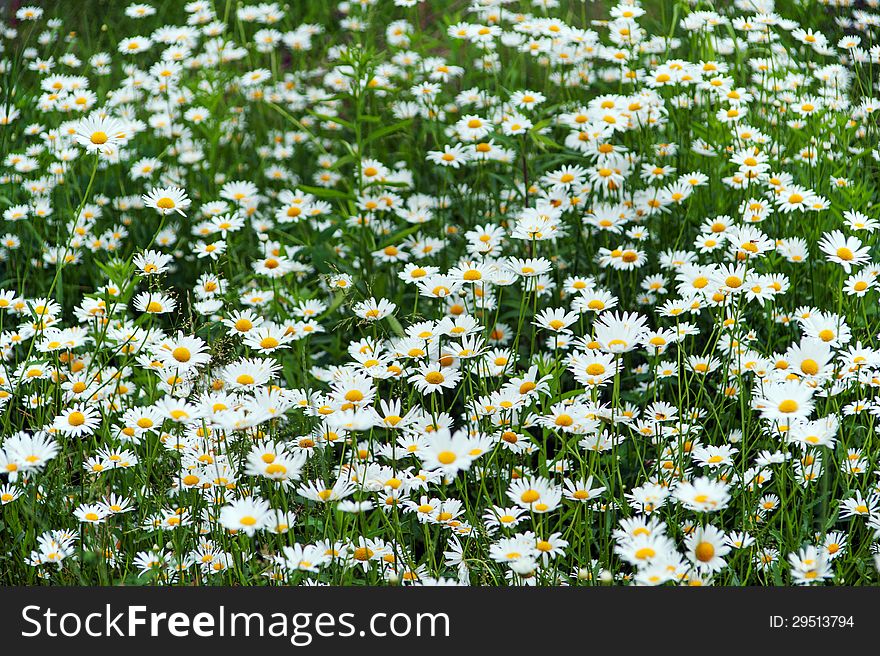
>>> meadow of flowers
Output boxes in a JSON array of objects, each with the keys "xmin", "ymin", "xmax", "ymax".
[{"xmin": 3, "ymin": 0, "xmax": 880, "ymax": 587}]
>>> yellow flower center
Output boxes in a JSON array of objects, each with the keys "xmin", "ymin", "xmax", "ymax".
[
  {"xmin": 172, "ymin": 347, "xmax": 191, "ymax": 362},
  {"xmin": 437, "ymin": 451, "xmax": 457, "ymax": 465},
  {"xmin": 354, "ymin": 547, "xmax": 374, "ymax": 561},
  {"xmin": 554, "ymin": 414, "xmax": 573, "ymax": 427},
  {"xmin": 800, "ymin": 359, "xmax": 819, "ymax": 375},
  {"xmin": 345, "ymin": 390, "xmax": 364, "ymax": 402}
]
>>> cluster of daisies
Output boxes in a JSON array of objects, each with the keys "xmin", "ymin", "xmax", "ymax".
[{"xmin": 2, "ymin": 0, "xmax": 880, "ymax": 586}]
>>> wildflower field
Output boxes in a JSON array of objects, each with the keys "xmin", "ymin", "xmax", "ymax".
[{"xmin": 3, "ymin": 0, "xmax": 880, "ymax": 588}]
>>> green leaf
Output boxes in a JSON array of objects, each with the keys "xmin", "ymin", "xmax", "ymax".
[
  {"xmin": 379, "ymin": 222, "xmax": 422, "ymax": 248},
  {"xmin": 530, "ymin": 131, "xmax": 563, "ymax": 150},
  {"xmin": 385, "ymin": 314, "xmax": 405, "ymax": 337},
  {"xmin": 365, "ymin": 118, "xmax": 413, "ymax": 145},
  {"xmin": 307, "ymin": 110, "xmax": 353, "ymax": 130},
  {"xmin": 309, "ymin": 244, "xmax": 335, "ymax": 274},
  {"xmin": 330, "ymin": 154, "xmax": 355, "ymax": 171},
  {"xmin": 325, "ymin": 290, "xmax": 347, "ymax": 317},
  {"xmin": 296, "ymin": 184, "xmax": 352, "ymax": 200},
  {"xmin": 94, "ymin": 258, "xmax": 135, "ymax": 288}
]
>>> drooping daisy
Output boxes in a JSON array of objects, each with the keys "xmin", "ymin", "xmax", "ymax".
[
  {"xmin": 133, "ymin": 291, "xmax": 177, "ymax": 315},
  {"xmin": 352, "ymin": 297, "xmax": 396, "ymax": 322},
  {"xmin": 132, "ymin": 249, "xmax": 173, "ymax": 275}
]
